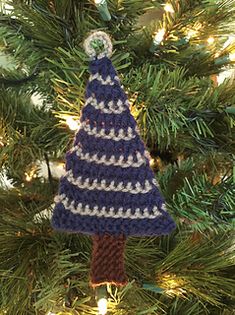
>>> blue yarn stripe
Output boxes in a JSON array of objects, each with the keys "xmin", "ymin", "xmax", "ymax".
[
  {"xmin": 52, "ymin": 55, "xmax": 176, "ymax": 236},
  {"xmin": 80, "ymin": 104, "xmax": 136, "ymax": 129},
  {"xmin": 58, "ymin": 177, "xmax": 164, "ymax": 212},
  {"xmin": 73, "ymin": 129, "xmax": 146, "ymax": 161},
  {"xmin": 65, "ymin": 155, "xmax": 154, "ymax": 183},
  {"xmin": 52, "ymin": 202, "xmax": 176, "ymax": 236}
]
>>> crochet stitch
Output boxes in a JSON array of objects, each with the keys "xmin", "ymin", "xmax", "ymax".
[
  {"xmin": 90, "ymin": 234, "xmax": 127, "ymax": 286},
  {"xmin": 52, "ymin": 32, "xmax": 176, "ymax": 287},
  {"xmin": 51, "ymin": 31, "xmax": 176, "ymax": 286}
]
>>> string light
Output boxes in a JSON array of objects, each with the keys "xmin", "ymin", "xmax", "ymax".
[
  {"xmin": 96, "ymin": 285, "xmax": 108, "ymax": 315},
  {"xmin": 186, "ymin": 29, "xmax": 198, "ymax": 40},
  {"xmin": 164, "ymin": 3, "xmax": 174, "ymax": 13},
  {"xmin": 65, "ymin": 116, "xmax": 80, "ymax": 131},
  {"xmin": 54, "ymin": 162, "xmax": 65, "ymax": 177},
  {"xmin": 229, "ymin": 52, "xmax": 235, "ymax": 61},
  {"xmin": 25, "ymin": 166, "xmax": 38, "ymax": 182},
  {"xmin": 212, "ymin": 36, "xmax": 235, "ymax": 66},
  {"xmin": 154, "ymin": 28, "xmax": 166, "ymax": 44},
  {"xmin": 94, "ymin": 0, "xmax": 111, "ymax": 21},
  {"xmin": 185, "ymin": 22, "xmax": 202, "ymax": 40},
  {"xmin": 157, "ymin": 273, "xmax": 187, "ymax": 297},
  {"xmin": 150, "ymin": 28, "xmax": 166, "ymax": 53},
  {"xmin": 214, "ymin": 52, "xmax": 235, "ymax": 65},
  {"xmin": 98, "ymin": 298, "xmax": 108, "ymax": 315},
  {"xmin": 214, "ymin": 55, "xmax": 229, "ymax": 65},
  {"xmin": 207, "ymin": 36, "xmax": 215, "ymax": 45},
  {"xmin": 25, "ymin": 173, "xmax": 32, "ymax": 182}
]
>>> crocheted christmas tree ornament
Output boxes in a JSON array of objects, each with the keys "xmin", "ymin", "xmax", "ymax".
[{"xmin": 51, "ymin": 31, "xmax": 176, "ymax": 287}]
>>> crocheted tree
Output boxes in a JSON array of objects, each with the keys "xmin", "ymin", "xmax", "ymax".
[{"xmin": 51, "ymin": 31, "xmax": 176, "ymax": 287}]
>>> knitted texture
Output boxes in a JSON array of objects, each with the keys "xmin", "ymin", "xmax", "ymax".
[
  {"xmin": 90, "ymin": 234, "xmax": 128, "ymax": 287},
  {"xmin": 51, "ymin": 31, "xmax": 176, "ymax": 237}
]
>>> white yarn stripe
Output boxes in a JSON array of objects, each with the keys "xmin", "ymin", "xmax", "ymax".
[
  {"xmin": 54, "ymin": 194, "xmax": 163, "ymax": 219},
  {"xmin": 89, "ymin": 73, "xmax": 120, "ymax": 85},
  {"xmin": 70, "ymin": 145, "xmax": 147, "ymax": 168},
  {"xmin": 80, "ymin": 121, "xmax": 137, "ymax": 141},
  {"xmin": 65, "ymin": 169, "xmax": 154, "ymax": 194},
  {"xmin": 152, "ymin": 178, "xmax": 160, "ymax": 187},
  {"xmin": 85, "ymin": 96, "xmax": 129, "ymax": 114}
]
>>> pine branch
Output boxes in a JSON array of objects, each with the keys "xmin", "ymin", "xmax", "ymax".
[
  {"xmin": 159, "ymin": 158, "xmax": 235, "ymax": 233},
  {"xmin": 0, "ymin": 90, "xmax": 69, "ymax": 178},
  {"xmin": 129, "ymin": 0, "xmax": 235, "ymax": 75},
  {"xmin": 0, "ymin": 63, "xmax": 40, "ymax": 85},
  {"xmin": 124, "ymin": 64, "xmax": 235, "ymax": 154},
  {"xmin": 155, "ymin": 232, "xmax": 235, "ymax": 307}
]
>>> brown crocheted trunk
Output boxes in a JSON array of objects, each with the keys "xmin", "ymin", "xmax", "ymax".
[{"xmin": 90, "ymin": 233, "xmax": 128, "ymax": 287}]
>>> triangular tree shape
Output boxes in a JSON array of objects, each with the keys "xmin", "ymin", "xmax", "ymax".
[{"xmin": 52, "ymin": 35, "xmax": 176, "ymax": 237}]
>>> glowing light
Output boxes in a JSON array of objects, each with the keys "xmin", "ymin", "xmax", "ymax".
[
  {"xmin": 157, "ymin": 273, "xmax": 187, "ymax": 297},
  {"xmin": 25, "ymin": 173, "xmax": 32, "ymax": 182},
  {"xmin": 164, "ymin": 3, "xmax": 174, "ymax": 13},
  {"xmin": 217, "ymin": 68, "xmax": 234, "ymax": 85},
  {"xmin": 207, "ymin": 36, "xmax": 215, "ymax": 45},
  {"xmin": 150, "ymin": 158, "xmax": 155, "ymax": 167},
  {"xmin": 229, "ymin": 52, "xmax": 235, "ymax": 61},
  {"xmin": 56, "ymin": 162, "xmax": 65, "ymax": 172},
  {"xmin": 150, "ymin": 28, "xmax": 166, "ymax": 52},
  {"xmin": 66, "ymin": 116, "xmax": 80, "ymax": 131},
  {"xmin": 25, "ymin": 166, "xmax": 38, "ymax": 182},
  {"xmin": 153, "ymin": 28, "xmax": 166, "ymax": 45},
  {"xmin": 185, "ymin": 23, "xmax": 202, "ymax": 39},
  {"xmin": 186, "ymin": 29, "xmax": 197, "ymax": 39},
  {"xmin": 98, "ymin": 298, "xmax": 108, "ymax": 315}
]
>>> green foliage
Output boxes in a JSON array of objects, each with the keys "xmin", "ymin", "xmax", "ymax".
[
  {"xmin": 129, "ymin": 0, "xmax": 235, "ymax": 75},
  {"xmin": 155, "ymin": 232, "xmax": 235, "ymax": 307},
  {"xmin": 0, "ymin": 89, "xmax": 69, "ymax": 178},
  {"xmin": 158, "ymin": 156, "xmax": 235, "ymax": 232},
  {"xmin": 125, "ymin": 65, "xmax": 235, "ymax": 153}
]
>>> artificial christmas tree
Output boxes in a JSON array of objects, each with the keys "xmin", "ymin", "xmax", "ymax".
[{"xmin": 0, "ymin": 1, "xmax": 235, "ymax": 314}]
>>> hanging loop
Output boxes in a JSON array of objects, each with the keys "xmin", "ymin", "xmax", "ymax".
[{"xmin": 84, "ymin": 31, "xmax": 113, "ymax": 59}]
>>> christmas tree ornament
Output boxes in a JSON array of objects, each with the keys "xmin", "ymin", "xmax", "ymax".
[{"xmin": 51, "ymin": 31, "xmax": 176, "ymax": 288}]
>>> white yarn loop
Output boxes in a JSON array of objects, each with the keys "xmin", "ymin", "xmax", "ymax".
[{"xmin": 84, "ymin": 31, "xmax": 113, "ymax": 59}]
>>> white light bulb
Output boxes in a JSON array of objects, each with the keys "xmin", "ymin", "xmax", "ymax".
[
  {"xmin": 153, "ymin": 28, "xmax": 166, "ymax": 45},
  {"xmin": 186, "ymin": 29, "xmax": 197, "ymax": 39},
  {"xmin": 66, "ymin": 116, "xmax": 80, "ymax": 131},
  {"xmin": 164, "ymin": 3, "xmax": 174, "ymax": 13},
  {"xmin": 98, "ymin": 298, "xmax": 108, "ymax": 315},
  {"xmin": 94, "ymin": 0, "xmax": 104, "ymax": 4},
  {"xmin": 25, "ymin": 173, "xmax": 32, "ymax": 182},
  {"xmin": 207, "ymin": 36, "xmax": 215, "ymax": 45},
  {"xmin": 229, "ymin": 52, "xmax": 235, "ymax": 61}
]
